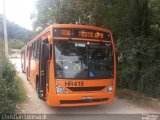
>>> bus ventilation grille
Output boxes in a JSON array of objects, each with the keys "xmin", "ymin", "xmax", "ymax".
[
  {"xmin": 67, "ymin": 86, "xmax": 106, "ymax": 92},
  {"xmin": 60, "ymin": 98, "xmax": 108, "ymax": 104}
]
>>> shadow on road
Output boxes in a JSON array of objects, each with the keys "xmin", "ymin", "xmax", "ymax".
[{"xmin": 47, "ymin": 104, "xmax": 109, "ymax": 114}]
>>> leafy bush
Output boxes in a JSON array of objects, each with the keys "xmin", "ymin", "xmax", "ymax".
[
  {"xmin": 0, "ymin": 55, "xmax": 25, "ymax": 113},
  {"xmin": 117, "ymin": 35, "xmax": 160, "ymax": 98}
]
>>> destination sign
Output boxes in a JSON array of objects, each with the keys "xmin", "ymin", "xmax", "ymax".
[{"xmin": 53, "ymin": 28, "xmax": 111, "ymax": 41}]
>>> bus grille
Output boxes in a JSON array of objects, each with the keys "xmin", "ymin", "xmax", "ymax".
[
  {"xmin": 67, "ymin": 86, "xmax": 106, "ymax": 92},
  {"xmin": 60, "ymin": 98, "xmax": 108, "ymax": 104}
]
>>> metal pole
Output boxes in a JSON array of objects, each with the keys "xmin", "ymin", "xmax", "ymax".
[{"xmin": 2, "ymin": 0, "xmax": 9, "ymax": 57}]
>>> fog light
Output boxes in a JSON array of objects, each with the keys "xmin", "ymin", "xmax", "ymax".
[
  {"xmin": 56, "ymin": 83, "xmax": 68, "ymax": 94},
  {"xmin": 105, "ymin": 84, "xmax": 113, "ymax": 92}
]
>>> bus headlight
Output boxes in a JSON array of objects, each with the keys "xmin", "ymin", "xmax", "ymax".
[
  {"xmin": 56, "ymin": 83, "xmax": 68, "ymax": 94},
  {"xmin": 105, "ymin": 84, "xmax": 113, "ymax": 92}
]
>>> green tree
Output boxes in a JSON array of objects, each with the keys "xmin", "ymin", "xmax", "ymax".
[{"xmin": 33, "ymin": 0, "xmax": 160, "ymax": 98}]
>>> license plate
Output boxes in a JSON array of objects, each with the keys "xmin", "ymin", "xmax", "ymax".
[{"xmin": 82, "ymin": 96, "xmax": 93, "ymax": 100}]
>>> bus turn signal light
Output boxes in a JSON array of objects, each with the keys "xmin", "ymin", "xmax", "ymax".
[{"xmin": 104, "ymin": 84, "xmax": 113, "ymax": 92}]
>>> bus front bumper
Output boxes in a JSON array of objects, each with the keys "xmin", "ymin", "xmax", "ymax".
[{"xmin": 46, "ymin": 92, "xmax": 114, "ymax": 106}]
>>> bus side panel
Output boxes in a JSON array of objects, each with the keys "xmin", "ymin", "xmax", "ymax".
[{"xmin": 30, "ymin": 59, "xmax": 39, "ymax": 88}]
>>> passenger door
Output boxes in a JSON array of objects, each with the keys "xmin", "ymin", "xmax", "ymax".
[{"xmin": 39, "ymin": 40, "xmax": 50, "ymax": 99}]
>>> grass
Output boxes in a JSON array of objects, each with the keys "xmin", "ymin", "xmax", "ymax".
[
  {"xmin": 14, "ymin": 75, "xmax": 26, "ymax": 102},
  {"xmin": 116, "ymin": 88, "xmax": 160, "ymax": 111}
]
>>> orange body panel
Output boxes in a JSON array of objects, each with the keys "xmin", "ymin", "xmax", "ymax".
[{"xmin": 22, "ymin": 24, "xmax": 117, "ymax": 106}]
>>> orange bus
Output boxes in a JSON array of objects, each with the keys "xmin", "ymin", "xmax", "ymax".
[{"xmin": 21, "ymin": 24, "xmax": 117, "ymax": 106}]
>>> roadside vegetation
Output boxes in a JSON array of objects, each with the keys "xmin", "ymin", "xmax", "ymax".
[
  {"xmin": 9, "ymin": 39, "xmax": 25, "ymax": 49},
  {"xmin": 0, "ymin": 49, "xmax": 25, "ymax": 113}
]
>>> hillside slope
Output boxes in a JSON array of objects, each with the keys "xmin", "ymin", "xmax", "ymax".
[{"xmin": 0, "ymin": 15, "xmax": 35, "ymax": 42}]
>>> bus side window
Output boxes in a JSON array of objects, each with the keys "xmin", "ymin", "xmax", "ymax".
[
  {"xmin": 36, "ymin": 40, "xmax": 40, "ymax": 60},
  {"xmin": 32, "ymin": 43, "xmax": 35, "ymax": 60},
  {"xmin": 34, "ymin": 41, "xmax": 38, "ymax": 60},
  {"xmin": 33, "ymin": 42, "xmax": 37, "ymax": 60},
  {"xmin": 34, "ymin": 42, "xmax": 37, "ymax": 60},
  {"xmin": 35, "ymin": 41, "xmax": 37, "ymax": 60},
  {"xmin": 109, "ymin": 46, "xmax": 113, "ymax": 60},
  {"xmin": 26, "ymin": 47, "xmax": 28, "ymax": 58}
]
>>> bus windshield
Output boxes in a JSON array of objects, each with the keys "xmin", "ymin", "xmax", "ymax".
[{"xmin": 54, "ymin": 40, "xmax": 114, "ymax": 79}]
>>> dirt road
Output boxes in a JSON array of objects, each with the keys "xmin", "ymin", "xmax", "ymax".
[{"xmin": 10, "ymin": 58, "xmax": 160, "ymax": 120}]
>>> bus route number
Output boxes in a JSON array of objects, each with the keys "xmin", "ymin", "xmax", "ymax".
[{"xmin": 65, "ymin": 81, "xmax": 84, "ymax": 87}]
